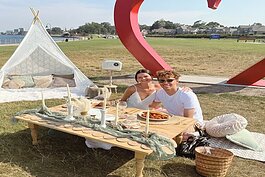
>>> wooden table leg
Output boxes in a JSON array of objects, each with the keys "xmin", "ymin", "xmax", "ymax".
[
  {"xmin": 28, "ymin": 123, "xmax": 38, "ymax": 145},
  {"xmin": 135, "ymin": 152, "xmax": 146, "ymax": 177}
]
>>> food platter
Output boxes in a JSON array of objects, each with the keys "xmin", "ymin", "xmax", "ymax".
[{"xmin": 137, "ymin": 110, "xmax": 171, "ymax": 121}]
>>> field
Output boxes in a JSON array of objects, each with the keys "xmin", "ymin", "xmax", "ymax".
[{"xmin": 0, "ymin": 38, "xmax": 264, "ymax": 177}]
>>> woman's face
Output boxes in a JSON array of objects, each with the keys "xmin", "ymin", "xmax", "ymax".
[{"xmin": 136, "ymin": 73, "xmax": 152, "ymax": 83}]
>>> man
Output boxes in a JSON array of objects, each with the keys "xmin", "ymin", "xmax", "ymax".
[{"xmin": 154, "ymin": 70, "xmax": 203, "ymax": 125}]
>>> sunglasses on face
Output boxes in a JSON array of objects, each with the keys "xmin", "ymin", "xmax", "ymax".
[{"xmin": 158, "ymin": 78, "xmax": 175, "ymax": 83}]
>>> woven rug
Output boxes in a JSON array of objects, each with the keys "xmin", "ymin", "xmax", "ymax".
[{"xmin": 208, "ymin": 132, "xmax": 265, "ymax": 162}]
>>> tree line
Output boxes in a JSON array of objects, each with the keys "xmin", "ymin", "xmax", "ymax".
[{"xmin": 47, "ymin": 19, "xmax": 262, "ymax": 35}]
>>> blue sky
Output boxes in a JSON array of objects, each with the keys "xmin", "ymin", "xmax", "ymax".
[{"xmin": 0, "ymin": 0, "xmax": 265, "ymax": 32}]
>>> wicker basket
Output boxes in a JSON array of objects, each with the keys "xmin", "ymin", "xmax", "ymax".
[{"xmin": 195, "ymin": 146, "xmax": 234, "ymax": 177}]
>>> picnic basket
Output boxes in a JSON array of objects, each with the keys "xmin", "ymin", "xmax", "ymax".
[{"xmin": 195, "ymin": 146, "xmax": 234, "ymax": 177}]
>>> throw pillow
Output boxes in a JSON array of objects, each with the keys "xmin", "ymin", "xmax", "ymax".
[
  {"xmin": 8, "ymin": 79, "xmax": 25, "ymax": 89},
  {"xmin": 226, "ymin": 129, "xmax": 264, "ymax": 152},
  {"xmin": 33, "ymin": 75, "xmax": 53, "ymax": 88},
  {"xmin": 85, "ymin": 85, "xmax": 100, "ymax": 98},
  {"xmin": 52, "ymin": 74, "xmax": 74, "ymax": 79},
  {"xmin": 11, "ymin": 75, "xmax": 35, "ymax": 88},
  {"xmin": 2, "ymin": 76, "xmax": 11, "ymax": 89},
  {"xmin": 51, "ymin": 76, "xmax": 76, "ymax": 87},
  {"xmin": 205, "ymin": 113, "xmax": 248, "ymax": 137}
]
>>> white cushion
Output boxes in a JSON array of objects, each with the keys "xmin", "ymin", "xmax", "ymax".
[{"xmin": 205, "ymin": 113, "xmax": 248, "ymax": 137}]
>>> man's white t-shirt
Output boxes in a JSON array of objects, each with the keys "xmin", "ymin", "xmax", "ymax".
[{"xmin": 155, "ymin": 88, "xmax": 203, "ymax": 124}]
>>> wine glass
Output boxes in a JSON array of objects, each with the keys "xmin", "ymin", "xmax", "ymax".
[{"xmin": 118, "ymin": 101, "xmax": 127, "ymax": 118}]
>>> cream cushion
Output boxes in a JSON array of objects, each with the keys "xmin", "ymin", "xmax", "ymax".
[
  {"xmin": 2, "ymin": 77, "xmax": 11, "ymax": 89},
  {"xmin": 85, "ymin": 85, "xmax": 111, "ymax": 100},
  {"xmin": 51, "ymin": 76, "xmax": 76, "ymax": 87},
  {"xmin": 205, "ymin": 113, "xmax": 248, "ymax": 137},
  {"xmin": 85, "ymin": 85, "xmax": 100, "ymax": 98},
  {"xmin": 11, "ymin": 75, "xmax": 35, "ymax": 88},
  {"xmin": 33, "ymin": 75, "xmax": 53, "ymax": 88},
  {"xmin": 8, "ymin": 79, "xmax": 25, "ymax": 89}
]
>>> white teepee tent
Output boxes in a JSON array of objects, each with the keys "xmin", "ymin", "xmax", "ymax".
[{"xmin": 0, "ymin": 8, "xmax": 94, "ymax": 103}]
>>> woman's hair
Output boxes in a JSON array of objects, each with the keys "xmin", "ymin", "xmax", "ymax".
[
  {"xmin": 156, "ymin": 70, "xmax": 181, "ymax": 80},
  {"xmin": 134, "ymin": 69, "xmax": 151, "ymax": 81}
]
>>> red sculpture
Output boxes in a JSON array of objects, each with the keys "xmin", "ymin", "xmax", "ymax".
[
  {"xmin": 227, "ymin": 59, "xmax": 265, "ymax": 86},
  {"xmin": 114, "ymin": 0, "xmax": 172, "ymax": 75},
  {"xmin": 114, "ymin": 0, "xmax": 265, "ymax": 86},
  {"xmin": 207, "ymin": 0, "xmax": 222, "ymax": 9}
]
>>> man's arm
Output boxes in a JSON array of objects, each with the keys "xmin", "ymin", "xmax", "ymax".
[{"xmin": 183, "ymin": 108, "xmax": 195, "ymax": 118}]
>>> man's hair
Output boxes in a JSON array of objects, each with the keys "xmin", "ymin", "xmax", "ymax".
[
  {"xmin": 156, "ymin": 70, "xmax": 181, "ymax": 80},
  {"xmin": 134, "ymin": 69, "xmax": 151, "ymax": 81}
]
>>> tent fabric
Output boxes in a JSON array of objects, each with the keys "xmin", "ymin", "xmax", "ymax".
[{"xmin": 0, "ymin": 10, "xmax": 94, "ymax": 103}]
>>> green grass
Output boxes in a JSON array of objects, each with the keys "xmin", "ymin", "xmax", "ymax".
[
  {"xmin": 1, "ymin": 38, "xmax": 265, "ymax": 77},
  {"xmin": 0, "ymin": 38, "xmax": 265, "ymax": 177}
]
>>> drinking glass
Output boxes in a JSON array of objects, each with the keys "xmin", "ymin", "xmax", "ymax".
[{"xmin": 118, "ymin": 101, "xmax": 127, "ymax": 118}]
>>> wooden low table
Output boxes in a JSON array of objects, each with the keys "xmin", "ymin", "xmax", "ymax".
[{"xmin": 15, "ymin": 105, "xmax": 195, "ymax": 177}]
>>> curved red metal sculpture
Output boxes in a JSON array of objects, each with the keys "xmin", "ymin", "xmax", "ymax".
[
  {"xmin": 227, "ymin": 59, "xmax": 265, "ymax": 86},
  {"xmin": 114, "ymin": 0, "xmax": 265, "ymax": 86},
  {"xmin": 114, "ymin": 0, "xmax": 172, "ymax": 75},
  {"xmin": 207, "ymin": 0, "xmax": 222, "ymax": 9}
]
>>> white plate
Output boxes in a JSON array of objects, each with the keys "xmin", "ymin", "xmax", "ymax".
[{"xmin": 88, "ymin": 108, "xmax": 115, "ymax": 121}]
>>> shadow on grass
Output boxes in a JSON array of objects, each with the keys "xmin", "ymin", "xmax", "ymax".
[
  {"xmin": 0, "ymin": 128, "xmax": 134, "ymax": 177},
  {"xmin": 91, "ymin": 75, "xmax": 248, "ymax": 95},
  {"xmin": 90, "ymin": 74, "xmax": 133, "ymax": 82},
  {"xmin": 190, "ymin": 84, "xmax": 245, "ymax": 94},
  {"xmin": 161, "ymin": 162, "xmax": 201, "ymax": 177}
]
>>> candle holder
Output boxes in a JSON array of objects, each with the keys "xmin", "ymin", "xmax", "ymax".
[
  {"xmin": 80, "ymin": 111, "xmax": 88, "ymax": 123},
  {"xmin": 142, "ymin": 131, "xmax": 150, "ymax": 138},
  {"xmin": 64, "ymin": 104, "xmax": 75, "ymax": 121},
  {"xmin": 100, "ymin": 109, "xmax": 106, "ymax": 128},
  {"xmin": 114, "ymin": 100, "xmax": 119, "ymax": 126},
  {"xmin": 144, "ymin": 109, "xmax": 150, "ymax": 137}
]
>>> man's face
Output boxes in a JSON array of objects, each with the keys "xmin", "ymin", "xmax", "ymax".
[{"xmin": 158, "ymin": 76, "xmax": 178, "ymax": 90}]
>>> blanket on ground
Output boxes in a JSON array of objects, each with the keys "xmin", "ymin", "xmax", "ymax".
[{"xmin": 208, "ymin": 132, "xmax": 265, "ymax": 162}]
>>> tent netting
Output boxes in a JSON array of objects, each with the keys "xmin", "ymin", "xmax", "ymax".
[{"xmin": 0, "ymin": 9, "xmax": 94, "ymax": 103}]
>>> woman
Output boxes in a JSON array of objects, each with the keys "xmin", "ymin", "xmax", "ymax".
[
  {"xmin": 120, "ymin": 69, "xmax": 160, "ymax": 110},
  {"xmin": 85, "ymin": 69, "xmax": 158, "ymax": 150}
]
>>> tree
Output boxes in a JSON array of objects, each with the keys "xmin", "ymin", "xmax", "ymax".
[
  {"xmin": 150, "ymin": 19, "xmax": 176, "ymax": 30},
  {"xmin": 50, "ymin": 27, "xmax": 63, "ymax": 35},
  {"xmin": 192, "ymin": 20, "xmax": 206, "ymax": 28},
  {"xmin": 164, "ymin": 21, "xmax": 176, "ymax": 29},
  {"xmin": 76, "ymin": 22, "xmax": 116, "ymax": 35},
  {"xmin": 151, "ymin": 19, "xmax": 166, "ymax": 30},
  {"xmin": 253, "ymin": 22, "xmax": 262, "ymax": 26},
  {"xmin": 140, "ymin": 24, "xmax": 150, "ymax": 31},
  {"xmin": 206, "ymin": 22, "xmax": 220, "ymax": 28}
]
